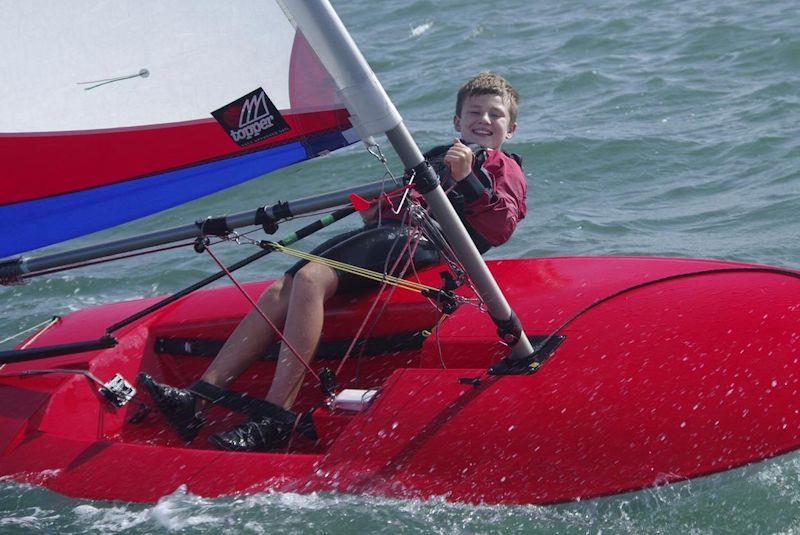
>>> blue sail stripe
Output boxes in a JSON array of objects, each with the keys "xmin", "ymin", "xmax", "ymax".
[{"xmin": 1, "ymin": 131, "xmax": 351, "ymax": 258}]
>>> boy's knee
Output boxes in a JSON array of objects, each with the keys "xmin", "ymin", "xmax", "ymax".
[
  {"xmin": 293, "ymin": 265, "xmax": 320, "ymax": 287},
  {"xmin": 293, "ymin": 264, "xmax": 338, "ymax": 293}
]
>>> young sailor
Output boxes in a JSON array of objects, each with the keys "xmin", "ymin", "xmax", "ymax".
[{"xmin": 139, "ymin": 71, "xmax": 527, "ymax": 451}]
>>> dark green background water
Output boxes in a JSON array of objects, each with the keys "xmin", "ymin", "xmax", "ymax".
[{"xmin": 1, "ymin": 0, "xmax": 799, "ymax": 532}]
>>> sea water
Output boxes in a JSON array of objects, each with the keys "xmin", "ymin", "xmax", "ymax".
[{"xmin": 1, "ymin": 0, "xmax": 799, "ymax": 532}]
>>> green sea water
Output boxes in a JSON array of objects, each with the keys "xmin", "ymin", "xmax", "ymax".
[{"xmin": 1, "ymin": 0, "xmax": 799, "ymax": 532}]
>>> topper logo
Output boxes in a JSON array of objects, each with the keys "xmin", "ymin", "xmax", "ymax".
[
  {"xmin": 238, "ymin": 92, "xmax": 270, "ymax": 128},
  {"xmin": 212, "ymin": 88, "xmax": 290, "ymax": 147},
  {"xmin": 229, "ymin": 91, "xmax": 275, "ymax": 142}
]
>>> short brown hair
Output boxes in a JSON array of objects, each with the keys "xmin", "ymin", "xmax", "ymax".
[{"xmin": 455, "ymin": 71, "xmax": 520, "ymax": 124}]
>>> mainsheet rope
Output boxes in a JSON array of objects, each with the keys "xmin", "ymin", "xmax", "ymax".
[
  {"xmin": 335, "ymin": 208, "xmax": 422, "ymax": 377},
  {"xmin": 262, "ymin": 241, "xmax": 440, "ymax": 295},
  {"xmin": 255, "ymin": 201, "xmax": 472, "ymax": 380},
  {"xmin": 202, "ymin": 192, "xmax": 451, "ymax": 386},
  {"xmin": 213, "ymin": 192, "xmax": 465, "ymax": 387}
]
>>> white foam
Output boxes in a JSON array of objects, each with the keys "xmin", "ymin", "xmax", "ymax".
[{"xmin": 410, "ymin": 22, "xmax": 433, "ymax": 37}]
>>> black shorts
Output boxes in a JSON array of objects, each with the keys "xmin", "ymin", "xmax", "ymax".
[{"xmin": 285, "ymin": 222, "xmax": 441, "ymax": 292}]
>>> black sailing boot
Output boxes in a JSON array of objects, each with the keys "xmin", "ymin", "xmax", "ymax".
[
  {"xmin": 208, "ymin": 416, "xmax": 291, "ymax": 452},
  {"xmin": 136, "ymin": 372, "xmax": 204, "ymax": 443}
]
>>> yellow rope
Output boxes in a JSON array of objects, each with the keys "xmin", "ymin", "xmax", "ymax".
[{"xmin": 266, "ymin": 241, "xmax": 439, "ymax": 294}]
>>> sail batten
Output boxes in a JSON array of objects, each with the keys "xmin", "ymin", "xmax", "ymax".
[{"xmin": 0, "ymin": 2, "xmax": 298, "ymax": 132}]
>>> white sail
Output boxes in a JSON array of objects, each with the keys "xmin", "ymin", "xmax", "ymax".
[
  {"xmin": 0, "ymin": 0, "xmax": 339, "ymax": 131},
  {"xmin": 0, "ymin": 0, "xmax": 358, "ymax": 256}
]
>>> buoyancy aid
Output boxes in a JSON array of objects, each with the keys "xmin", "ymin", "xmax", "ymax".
[{"xmin": 423, "ymin": 142, "xmax": 524, "ymax": 253}]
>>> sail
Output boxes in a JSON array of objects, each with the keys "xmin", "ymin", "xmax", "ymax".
[
  {"xmin": 0, "ymin": 0, "xmax": 533, "ymax": 370},
  {"xmin": 0, "ymin": 1, "xmax": 358, "ymax": 258}
]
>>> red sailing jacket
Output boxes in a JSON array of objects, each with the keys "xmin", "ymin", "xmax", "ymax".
[
  {"xmin": 455, "ymin": 148, "xmax": 527, "ymax": 250},
  {"xmin": 379, "ymin": 145, "xmax": 527, "ymax": 253}
]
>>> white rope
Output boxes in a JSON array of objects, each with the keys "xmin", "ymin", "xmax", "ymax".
[{"xmin": 0, "ymin": 317, "xmax": 60, "ymax": 346}]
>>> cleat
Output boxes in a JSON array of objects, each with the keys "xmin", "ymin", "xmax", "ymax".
[{"xmin": 136, "ymin": 372, "xmax": 204, "ymax": 443}]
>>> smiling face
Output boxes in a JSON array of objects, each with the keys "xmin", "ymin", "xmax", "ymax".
[{"xmin": 454, "ymin": 93, "xmax": 517, "ymax": 150}]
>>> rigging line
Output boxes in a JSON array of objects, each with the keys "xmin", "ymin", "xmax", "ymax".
[
  {"xmin": 336, "ymin": 218, "xmax": 420, "ymax": 377},
  {"xmin": 105, "ymin": 206, "xmax": 356, "ymax": 335},
  {"xmin": 265, "ymin": 242, "xmax": 438, "ymax": 294},
  {"xmin": 366, "ymin": 143, "xmax": 401, "ymax": 186},
  {"xmin": 19, "ymin": 317, "xmax": 61, "ymax": 350},
  {"xmin": 202, "ymin": 244, "xmax": 319, "ymax": 382},
  {"xmin": 348, "ymin": 207, "xmax": 469, "ymax": 383},
  {"xmin": 268, "ymin": 231, "xmax": 430, "ymax": 291},
  {"xmin": 348, "ymin": 212, "xmax": 418, "ymax": 385},
  {"xmin": 336, "ymin": 283, "xmax": 386, "ymax": 377},
  {"xmin": 435, "ymin": 313, "xmax": 449, "ymax": 369},
  {"xmin": 0, "ymin": 317, "xmax": 60, "ymax": 346},
  {"xmin": 402, "ymin": 211, "xmax": 470, "ymax": 319},
  {"xmin": 393, "ymin": 169, "xmax": 415, "ymax": 215},
  {"xmin": 405, "ymin": 204, "xmax": 483, "ymax": 310},
  {"xmin": 378, "ymin": 206, "xmax": 411, "ymax": 277},
  {"xmin": 425, "ymin": 309, "xmax": 450, "ymax": 370},
  {"xmin": 409, "ymin": 203, "xmax": 463, "ymax": 276},
  {"xmin": 367, "ymin": 140, "xmax": 408, "ymax": 221}
]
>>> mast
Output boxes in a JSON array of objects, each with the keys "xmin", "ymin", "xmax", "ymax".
[{"xmin": 282, "ymin": 0, "xmax": 534, "ymax": 360}]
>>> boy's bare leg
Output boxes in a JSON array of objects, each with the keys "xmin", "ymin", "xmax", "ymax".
[
  {"xmin": 266, "ymin": 262, "xmax": 338, "ymax": 410},
  {"xmin": 201, "ymin": 275, "xmax": 293, "ymax": 388}
]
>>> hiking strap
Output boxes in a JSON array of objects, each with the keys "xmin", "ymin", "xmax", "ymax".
[{"xmin": 188, "ymin": 380, "xmax": 295, "ymax": 426}]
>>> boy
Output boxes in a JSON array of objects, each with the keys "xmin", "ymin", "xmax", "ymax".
[{"xmin": 139, "ymin": 71, "xmax": 527, "ymax": 451}]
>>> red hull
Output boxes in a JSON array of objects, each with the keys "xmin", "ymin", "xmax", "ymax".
[{"xmin": 1, "ymin": 256, "xmax": 798, "ymax": 504}]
